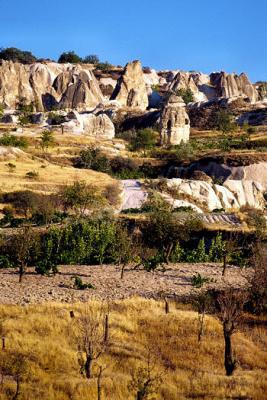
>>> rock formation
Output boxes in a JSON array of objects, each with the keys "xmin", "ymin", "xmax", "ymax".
[
  {"xmin": 0, "ymin": 61, "xmax": 103, "ymax": 111},
  {"xmin": 62, "ymin": 110, "xmax": 115, "ymax": 139},
  {"xmin": 160, "ymin": 94, "xmax": 190, "ymax": 145},
  {"xmin": 110, "ymin": 61, "xmax": 148, "ymax": 110},
  {"xmin": 167, "ymin": 71, "xmax": 258, "ymax": 104}
]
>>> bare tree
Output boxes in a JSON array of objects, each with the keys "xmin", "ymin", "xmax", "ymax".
[
  {"xmin": 249, "ymin": 241, "xmax": 267, "ymax": 314},
  {"xmin": 128, "ymin": 348, "xmax": 163, "ymax": 400},
  {"xmin": 193, "ymin": 291, "xmax": 214, "ymax": 343},
  {"xmin": 217, "ymin": 289, "xmax": 247, "ymax": 376},
  {"xmin": 96, "ymin": 363, "xmax": 108, "ymax": 400},
  {"xmin": 0, "ymin": 351, "xmax": 29, "ymax": 400},
  {"xmin": 76, "ymin": 304, "xmax": 109, "ymax": 379}
]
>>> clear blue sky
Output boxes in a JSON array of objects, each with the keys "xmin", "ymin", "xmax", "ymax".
[{"xmin": 0, "ymin": 0, "xmax": 266, "ymax": 82}]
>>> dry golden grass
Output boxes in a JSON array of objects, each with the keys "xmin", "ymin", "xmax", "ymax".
[
  {"xmin": 0, "ymin": 151, "xmax": 115, "ymax": 195},
  {"xmin": 0, "ymin": 298, "xmax": 266, "ymax": 400}
]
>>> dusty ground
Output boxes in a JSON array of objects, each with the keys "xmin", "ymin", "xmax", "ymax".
[{"xmin": 0, "ymin": 263, "xmax": 252, "ymax": 305}]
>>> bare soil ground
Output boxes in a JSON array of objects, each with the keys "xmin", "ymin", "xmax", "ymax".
[{"xmin": 0, "ymin": 263, "xmax": 252, "ymax": 305}]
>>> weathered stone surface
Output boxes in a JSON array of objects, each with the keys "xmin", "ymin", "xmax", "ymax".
[
  {"xmin": 111, "ymin": 60, "xmax": 148, "ymax": 110},
  {"xmin": 210, "ymin": 72, "xmax": 258, "ymax": 103},
  {"xmin": 62, "ymin": 110, "xmax": 115, "ymax": 139},
  {"xmin": 224, "ymin": 180, "xmax": 265, "ymax": 209},
  {"xmin": 168, "ymin": 70, "xmax": 258, "ymax": 104},
  {"xmin": 160, "ymin": 95, "xmax": 190, "ymax": 145},
  {"xmin": 0, "ymin": 61, "xmax": 104, "ymax": 111}
]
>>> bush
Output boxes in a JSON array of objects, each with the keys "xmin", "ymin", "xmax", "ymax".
[
  {"xmin": 72, "ymin": 276, "xmax": 95, "ymax": 290},
  {"xmin": 143, "ymin": 253, "xmax": 164, "ymax": 272},
  {"xmin": 78, "ymin": 146, "xmax": 111, "ymax": 173},
  {"xmin": 129, "ymin": 129, "xmax": 158, "ymax": 155},
  {"xmin": 0, "ymin": 134, "xmax": 28, "ymax": 148},
  {"xmin": 0, "ymin": 47, "xmax": 37, "ymax": 64},
  {"xmin": 83, "ymin": 55, "xmax": 99, "ymax": 64},
  {"xmin": 25, "ymin": 171, "xmax": 39, "ymax": 180},
  {"xmin": 47, "ymin": 112, "xmax": 65, "ymax": 125},
  {"xmin": 58, "ymin": 51, "xmax": 82, "ymax": 63},
  {"xmin": 95, "ymin": 61, "xmax": 112, "ymax": 71},
  {"xmin": 175, "ymin": 88, "xmax": 194, "ymax": 104},
  {"xmin": 103, "ymin": 183, "xmax": 121, "ymax": 207},
  {"xmin": 191, "ymin": 273, "xmax": 211, "ymax": 288},
  {"xmin": 0, "ymin": 255, "xmax": 13, "ymax": 269},
  {"xmin": 214, "ymin": 110, "xmax": 236, "ymax": 134},
  {"xmin": 186, "ymin": 238, "xmax": 209, "ymax": 263}
]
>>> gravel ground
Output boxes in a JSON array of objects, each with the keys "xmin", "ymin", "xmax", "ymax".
[{"xmin": 0, "ymin": 263, "xmax": 252, "ymax": 305}]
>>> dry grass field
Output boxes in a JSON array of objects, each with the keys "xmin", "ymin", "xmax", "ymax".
[{"xmin": 0, "ymin": 298, "xmax": 266, "ymax": 400}]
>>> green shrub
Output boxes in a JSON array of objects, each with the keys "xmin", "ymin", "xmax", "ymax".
[
  {"xmin": 25, "ymin": 171, "xmax": 39, "ymax": 180},
  {"xmin": 78, "ymin": 146, "xmax": 111, "ymax": 173},
  {"xmin": 0, "ymin": 47, "xmax": 37, "ymax": 64},
  {"xmin": 186, "ymin": 238, "xmax": 209, "ymax": 263},
  {"xmin": 175, "ymin": 88, "xmax": 194, "ymax": 104},
  {"xmin": 143, "ymin": 253, "xmax": 164, "ymax": 272},
  {"xmin": 0, "ymin": 255, "xmax": 13, "ymax": 269},
  {"xmin": 58, "ymin": 51, "xmax": 81, "ymax": 63},
  {"xmin": 0, "ymin": 134, "xmax": 28, "ymax": 148},
  {"xmin": 72, "ymin": 276, "xmax": 95, "ymax": 290},
  {"xmin": 83, "ymin": 55, "xmax": 99, "ymax": 64},
  {"xmin": 129, "ymin": 129, "xmax": 158, "ymax": 155},
  {"xmin": 191, "ymin": 273, "xmax": 210, "ymax": 288}
]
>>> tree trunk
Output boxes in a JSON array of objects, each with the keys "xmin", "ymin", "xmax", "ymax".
[
  {"xmin": 19, "ymin": 265, "xmax": 24, "ymax": 283},
  {"xmin": 198, "ymin": 311, "xmax": 205, "ymax": 342},
  {"xmin": 222, "ymin": 254, "xmax": 227, "ymax": 276},
  {"xmin": 85, "ymin": 355, "xmax": 93, "ymax": 379},
  {"xmin": 223, "ymin": 322, "xmax": 235, "ymax": 376},
  {"xmin": 12, "ymin": 377, "xmax": 20, "ymax": 400},
  {"xmin": 165, "ymin": 298, "xmax": 169, "ymax": 314},
  {"xmin": 121, "ymin": 264, "xmax": 126, "ymax": 279},
  {"xmin": 104, "ymin": 314, "xmax": 109, "ymax": 343},
  {"xmin": 97, "ymin": 366, "xmax": 103, "ymax": 400}
]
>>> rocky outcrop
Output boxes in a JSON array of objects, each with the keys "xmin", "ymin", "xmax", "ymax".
[
  {"xmin": 168, "ymin": 71, "xmax": 258, "ymax": 104},
  {"xmin": 111, "ymin": 61, "xmax": 148, "ymax": 110},
  {"xmin": 167, "ymin": 178, "xmax": 265, "ymax": 211},
  {"xmin": 210, "ymin": 72, "xmax": 258, "ymax": 103},
  {"xmin": 0, "ymin": 61, "xmax": 103, "ymax": 111},
  {"xmin": 160, "ymin": 95, "xmax": 190, "ymax": 145},
  {"xmin": 62, "ymin": 110, "xmax": 115, "ymax": 139}
]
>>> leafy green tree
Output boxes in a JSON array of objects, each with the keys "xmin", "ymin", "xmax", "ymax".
[
  {"xmin": 60, "ymin": 181, "xmax": 106, "ymax": 217},
  {"xmin": 130, "ymin": 129, "xmax": 158, "ymax": 155},
  {"xmin": 78, "ymin": 146, "xmax": 111, "ymax": 173},
  {"xmin": 58, "ymin": 51, "xmax": 82, "ymax": 63},
  {"xmin": 40, "ymin": 130, "xmax": 55, "ymax": 152},
  {"xmin": 175, "ymin": 88, "xmax": 194, "ymax": 104},
  {"xmin": 0, "ymin": 47, "xmax": 37, "ymax": 64},
  {"xmin": 214, "ymin": 110, "xmax": 236, "ymax": 134}
]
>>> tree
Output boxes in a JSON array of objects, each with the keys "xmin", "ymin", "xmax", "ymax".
[
  {"xmin": 58, "ymin": 51, "xmax": 82, "ymax": 64},
  {"xmin": 216, "ymin": 289, "xmax": 247, "ymax": 376},
  {"xmin": 143, "ymin": 193, "xmax": 203, "ymax": 262},
  {"xmin": 214, "ymin": 110, "xmax": 236, "ymax": 134},
  {"xmin": 39, "ymin": 130, "xmax": 55, "ymax": 152},
  {"xmin": 0, "ymin": 351, "xmax": 29, "ymax": 400},
  {"xmin": 130, "ymin": 129, "xmax": 158, "ymax": 155},
  {"xmin": 60, "ymin": 181, "xmax": 106, "ymax": 218},
  {"xmin": 0, "ymin": 47, "xmax": 37, "ymax": 64},
  {"xmin": 83, "ymin": 54, "xmax": 99, "ymax": 64},
  {"xmin": 110, "ymin": 223, "xmax": 136, "ymax": 279},
  {"xmin": 78, "ymin": 146, "xmax": 111, "ymax": 173},
  {"xmin": 128, "ymin": 348, "xmax": 163, "ymax": 400},
  {"xmin": 76, "ymin": 305, "xmax": 108, "ymax": 379},
  {"xmin": 9, "ymin": 226, "xmax": 39, "ymax": 282},
  {"xmin": 175, "ymin": 88, "xmax": 194, "ymax": 104}
]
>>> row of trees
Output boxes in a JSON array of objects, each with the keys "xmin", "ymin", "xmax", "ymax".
[{"xmin": 0, "ymin": 47, "xmax": 112, "ymax": 69}]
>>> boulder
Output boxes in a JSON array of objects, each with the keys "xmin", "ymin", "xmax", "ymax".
[
  {"xmin": 160, "ymin": 95, "xmax": 190, "ymax": 145},
  {"xmin": 111, "ymin": 60, "xmax": 148, "ymax": 110},
  {"xmin": 63, "ymin": 111, "xmax": 115, "ymax": 139},
  {"xmin": 224, "ymin": 180, "xmax": 265, "ymax": 209}
]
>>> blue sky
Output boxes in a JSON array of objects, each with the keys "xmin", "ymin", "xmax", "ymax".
[{"xmin": 0, "ymin": 0, "xmax": 266, "ymax": 82}]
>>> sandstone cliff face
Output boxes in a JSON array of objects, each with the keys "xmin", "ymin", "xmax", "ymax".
[
  {"xmin": 167, "ymin": 71, "xmax": 258, "ymax": 104},
  {"xmin": 160, "ymin": 95, "xmax": 190, "ymax": 145},
  {"xmin": 0, "ymin": 61, "xmax": 103, "ymax": 111},
  {"xmin": 110, "ymin": 61, "xmax": 148, "ymax": 110},
  {"xmin": 210, "ymin": 72, "xmax": 258, "ymax": 103}
]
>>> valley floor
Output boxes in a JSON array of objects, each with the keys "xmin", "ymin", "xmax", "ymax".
[{"xmin": 0, "ymin": 263, "xmax": 252, "ymax": 305}]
